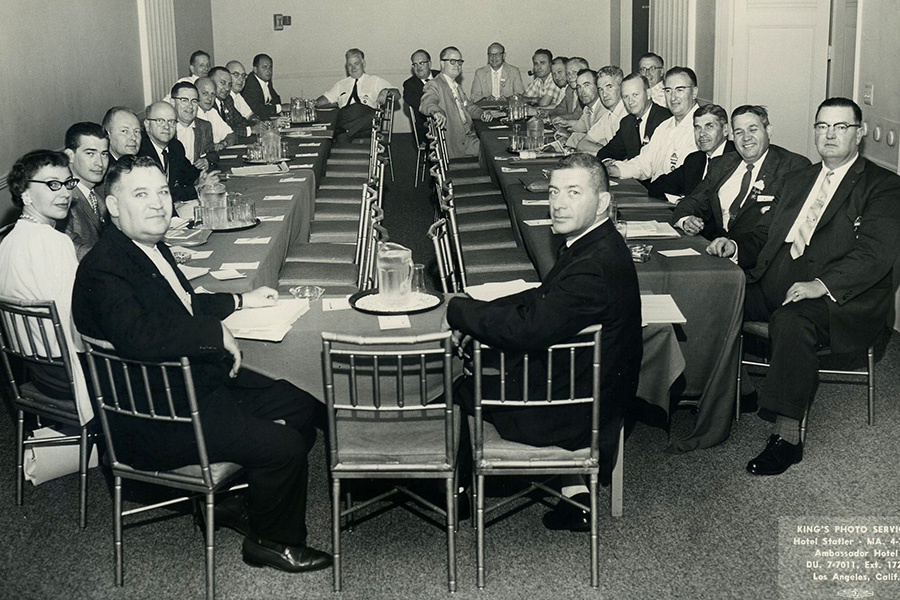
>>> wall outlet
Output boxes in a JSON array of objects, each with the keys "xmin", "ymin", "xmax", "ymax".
[
  {"xmin": 863, "ymin": 83, "xmax": 874, "ymax": 106},
  {"xmin": 274, "ymin": 14, "xmax": 284, "ymax": 31}
]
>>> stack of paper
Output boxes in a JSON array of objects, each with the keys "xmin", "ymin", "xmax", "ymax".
[
  {"xmin": 231, "ymin": 163, "xmax": 288, "ymax": 176},
  {"xmin": 466, "ymin": 279, "xmax": 541, "ymax": 301},
  {"xmin": 640, "ymin": 294, "xmax": 687, "ymax": 325},
  {"xmin": 223, "ymin": 298, "xmax": 310, "ymax": 342},
  {"xmin": 625, "ymin": 221, "xmax": 680, "ymax": 239}
]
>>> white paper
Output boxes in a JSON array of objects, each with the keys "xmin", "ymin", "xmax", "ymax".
[
  {"xmin": 264, "ymin": 194, "xmax": 294, "ymax": 201},
  {"xmin": 294, "ymin": 152, "xmax": 319, "ymax": 157},
  {"xmin": 229, "ymin": 144, "xmax": 248, "ymax": 149},
  {"xmin": 665, "ymin": 193, "xmax": 681, "ymax": 204},
  {"xmin": 465, "ymin": 280, "xmax": 541, "ymax": 301},
  {"xmin": 234, "ymin": 237, "xmax": 271, "ymax": 245},
  {"xmin": 231, "ymin": 164, "xmax": 286, "ymax": 176},
  {"xmin": 378, "ymin": 315, "xmax": 411, "ymax": 330},
  {"xmin": 658, "ymin": 248, "xmax": 701, "ymax": 257},
  {"xmin": 522, "ymin": 198, "xmax": 549, "ymax": 206},
  {"xmin": 524, "ymin": 219, "xmax": 553, "ymax": 226},
  {"xmin": 624, "ymin": 221, "xmax": 680, "ymax": 239},
  {"xmin": 496, "ymin": 136, "xmax": 509, "ymax": 140},
  {"xmin": 220, "ymin": 261, "xmax": 259, "ymax": 270},
  {"xmin": 284, "ymin": 169, "xmax": 313, "ymax": 175},
  {"xmin": 209, "ymin": 269, "xmax": 246, "ymax": 280},
  {"xmin": 502, "ymin": 167, "xmax": 528, "ymax": 173},
  {"xmin": 173, "ymin": 201, "xmax": 199, "ymax": 220},
  {"xmin": 223, "ymin": 298, "xmax": 310, "ymax": 342},
  {"xmin": 493, "ymin": 156, "xmax": 510, "ymax": 161},
  {"xmin": 609, "ymin": 180, "xmax": 618, "ymax": 186},
  {"xmin": 296, "ymin": 142, "xmax": 322, "ymax": 147},
  {"xmin": 194, "ymin": 286, "xmax": 212, "ymax": 294},
  {"xmin": 322, "ymin": 296, "xmax": 352, "ymax": 311},
  {"xmin": 230, "ymin": 323, "xmax": 292, "ymax": 342},
  {"xmin": 218, "ymin": 154, "xmax": 239, "ymax": 159},
  {"xmin": 187, "ymin": 250, "xmax": 212, "ymax": 260},
  {"xmin": 169, "ymin": 216, "xmax": 191, "ymax": 229},
  {"xmin": 177, "ymin": 265, "xmax": 210, "ymax": 280},
  {"xmin": 488, "ymin": 125, "xmax": 508, "ymax": 130},
  {"xmin": 258, "ymin": 215, "xmax": 285, "ymax": 222},
  {"xmin": 641, "ymin": 294, "xmax": 687, "ymax": 325}
]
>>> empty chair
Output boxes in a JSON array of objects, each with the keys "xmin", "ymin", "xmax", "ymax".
[
  {"xmin": 409, "ymin": 105, "xmax": 428, "ymax": 186},
  {"xmin": 322, "ymin": 331, "xmax": 459, "ymax": 592}
]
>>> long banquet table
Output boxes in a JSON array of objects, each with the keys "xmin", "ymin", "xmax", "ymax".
[{"xmin": 473, "ymin": 121, "xmax": 747, "ymax": 452}]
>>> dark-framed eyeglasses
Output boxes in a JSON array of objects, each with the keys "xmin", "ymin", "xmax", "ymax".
[
  {"xmin": 172, "ymin": 96, "xmax": 200, "ymax": 105},
  {"xmin": 639, "ymin": 66, "xmax": 662, "ymax": 75},
  {"xmin": 442, "ymin": 58, "xmax": 464, "ymax": 67},
  {"xmin": 27, "ymin": 177, "xmax": 80, "ymax": 191},
  {"xmin": 229, "ymin": 71, "xmax": 247, "ymax": 79},
  {"xmin": 147, "ymin": 118, "xmax": 177, "ymax": 127},
  {"xmin": 412, "ymin": 60, "xmax": 430, "ymax": 67},
  {"xmin": 813, "ymin": 122, "xmax": 861, "ymax": 134}
]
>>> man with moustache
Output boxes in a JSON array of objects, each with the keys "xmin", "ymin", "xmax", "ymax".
[
  {"xmin": 596, "ymin": 73, "xmax": 671, "ymax": 162},
  {"xmin": 577, "ymin": 66, "xmax": 628, "ymax": 154},
  {"xmin": 672, "ymin": 105, "xmax": 810, "ymax": 239},
  {"xmin": 420, "ymin": 46, "xmax": 497, "ymax": 159},
  {"xmin": 647, "ymin": 103, "xmax": 734, "ymax": 200},
  {"xmin": 469, "ymin": 42, "xmax": 525, "ymax": 102},
  {"xmin": 549, "ymin": 57, "xmax": 589, "ymax": 120},
  {"xmin": 60, "ymin": 122, "xmax": 110, "ymax": 260},
  {"xmin": 605, "ymin": 67, "xmax": 701, "ymax": 182},
  {"xmin": 403, "ymin": 49, "xmax": 439, "ymax": 144}
]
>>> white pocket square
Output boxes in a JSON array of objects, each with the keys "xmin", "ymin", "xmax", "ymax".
[{"xmin": 756, "ymin": 195, "xmax": 775, "ymax": 203}]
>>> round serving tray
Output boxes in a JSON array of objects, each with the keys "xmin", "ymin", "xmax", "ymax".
[
  {"xmin": 348, "ymin": 289, "xmax": 444, "ymax": 316},
  {"xmin": 242, "ymin": 157, "xmax": 288, "ymax": 165},
  {"xmin": 188, "ymin": 218, "xmax": 260, "ymax": 233}
]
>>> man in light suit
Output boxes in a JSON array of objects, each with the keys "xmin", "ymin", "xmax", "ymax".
[
  {"xmin": 170, "ymin": 82, "xmax": 216, "ymax": 172},
  {"xmin": 673, "ymin": 105, "xmax": 810, "ymax": 240},
  {"xmin": 60, "ymin": 122, "xmax": 109, "ymax": 260},
  {"xmin": 73, "ymin": 156, "xmax": 331, "ymax": 573},
  {"xmin": 468, "ymin": 42, "xmax": 525, "ymax": 102},
  {"xmin": 446, "ymin": 153, "xmax": 642, "ymax": 530},
  {"xmin": 707, "ymin": 98, "xmax": 900, "ymax": 475},
  {"xmin": 420, "ymin": 47, "xmax": 498, "ymax": 159},
  {"xmin": 402, "ymin": 49, "xmax": 439, "ymax": 144},
  {"xmin": 596, "ymin": 73, "xmax": 671, "ymax": 162},
  {"xmin": 648, "ymin": 103, "xmax": 734, "ymax": 200},
  {"xmin": 241, "ymin": 53, "xmax": 283, "ymax": 120}
]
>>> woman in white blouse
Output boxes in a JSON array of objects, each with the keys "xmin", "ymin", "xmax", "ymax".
[{"xmin": 0, "ymin": 150, "xmax": 92, "ymax": 423}]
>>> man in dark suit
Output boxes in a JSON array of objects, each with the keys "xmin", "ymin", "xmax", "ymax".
[
  {"xmin": 597, "ymin": 73, "xmax": 671, "ymax": 162},
  {"xmin": 673, "ymin": 105, "xmax": 810, "ymax": 240},
  {"xmin": 707, "ymin": 98, "xmax": 900, "ymax": 475},
  {"xmin": 647, "ymin": 103, "xmax": 734, "ymax": 200},
  {"xmin": 446, "ymin": 153, "xmax": 642, "ymax": 529},
  {"xmin": 403, "ymin": 49, "xmax": 439, "ymax": 145},
  {"xmin": 209, "ymin": 66, "xmax": 262, "ymax": 136},
  {"xmin": 73, "ymin": 156, "xmax": 331, "ymax": 573},
  {"xmin": 137, "ymin": 101, "xmax": 217, "ymax": 204},
  {"xmin": 241, "ymin": 53, "xmax": 283, "ymax": 119},
  {"xmin": 60, "ymin": 122, "xmax": 109, "ymax": 260}
]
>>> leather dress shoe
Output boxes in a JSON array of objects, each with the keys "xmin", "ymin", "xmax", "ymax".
[
  {"xmin": 214, "ymin": 494, "xmax": 250, "ymax": 537},
  {"xmin": 541, "ymin": 493, "xmax": 591, "ymax": 532},
  {"xmin": 242, "ymin": 537, "xmax": 332, "ymax": 573},
  {"xmin": 746, "ymin": 435, "xmax": 803, "ymax": 476}
]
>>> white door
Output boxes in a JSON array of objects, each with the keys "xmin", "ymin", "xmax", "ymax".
[{"xmin": 717, "ymin": 0, "xmax": 831, "ymax": 161}]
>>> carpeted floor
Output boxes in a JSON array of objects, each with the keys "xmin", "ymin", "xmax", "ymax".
[{"xmin": 1, "ymin": 134, "xmax": 898, "ymax": 600}]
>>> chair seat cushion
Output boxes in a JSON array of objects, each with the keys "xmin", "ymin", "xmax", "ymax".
[
  {"xmin": 285, "ymin": 242, "xmax": 356, "ymax": 263},
  {"xmin": 168, "ymin": 462, "xmax": 244, "ymax": 486},
  {"xmin": 18, "ymin": 381, "xmax": 79, "ymax": 413},
  {"xmin": 279, "ymin": 262, "xmax": 358, "ymax": 286},
  {"xmin": 469, "ymin": 416, "xmax": 593, "ymax": 464},
  {"xmin": 334, "ymin": 405, "xmax": 460, "ymax": 467}
]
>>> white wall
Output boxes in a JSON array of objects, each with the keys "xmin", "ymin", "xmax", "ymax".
[{"xmin": 211, "ymin": 0, "xmax": 616, "ymax": 132}]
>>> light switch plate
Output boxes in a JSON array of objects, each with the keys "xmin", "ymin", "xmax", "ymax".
[
  {"xmin": 863, "ymin": 83, "xmax": 874, "ymax": 106},
  {"xmin": 274, "ymin": 14, "xmax": 284, "ymax": 31}
]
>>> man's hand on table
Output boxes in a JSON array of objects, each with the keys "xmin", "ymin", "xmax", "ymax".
[
  {"xmin": 196, "ymin": 168, "xmax": 222, "ymax": 190},
  {"xmin": 782, "ymin": 280, "xmax": 827, "ymax": 306},
  {"xmin": 706, "ymin": 237, "xmax": 736, "ymax": 258},
  {"xmin": 222, "ymin": 323, "xmax": 242, "ymax": 378},
  {"xmin": 679, "ymin": 216, "xmax": 704, "ymax": 236},
  {"xmin": 242, "ymin": 286, "xmax": 279, "ymax": 308},
  {"xmin": 481, "ymin": 110, "xmax": 495, "ymax": 122}
]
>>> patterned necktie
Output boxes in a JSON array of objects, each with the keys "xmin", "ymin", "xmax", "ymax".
[
  {"xmin": 726, "ymin": 163, "xmax": 754, "ymax": 229},
  {"xmin": 349, "ymin": 79, "xmax": 361, "ymax": 105},
  {"xmin": 448, "ymin": 82, "xmax": 468, "ymax": 123},
  {"xmin": 790, "ymin": 171, "xmax": 834, "ymax": 259},
  {"xmin": 88, "ymin": 189, "xmax": 101, "ymax": 220}
]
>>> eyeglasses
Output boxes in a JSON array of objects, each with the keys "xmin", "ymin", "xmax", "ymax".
[
  {"xmin": 147, "ymin": 118, "xmax": 177, "ymax": 127},
  {"xmin": 813, "ymin": 122, "xmax": 861, "ymax": 134},
  {"xmin": 27, "ymin": 177, "xmax": 80, "ymax": 191},
  {"xmin": 172, "ymin": 97, "xmax": 200, "ymax": 105},
  {"xmin": 412, "ymin": 60, "xmax": 430, "ymax": 67},
  {"xmin": 442, "ymin": 58, "xmax": 464, "ymax": 66},
  {"xmin": 639, "ymin": 66, "xmax": 662, "ymax": 74},
  {"xmin": 229, "ymin": 71, "xmax": 247, "ymax": 79}
]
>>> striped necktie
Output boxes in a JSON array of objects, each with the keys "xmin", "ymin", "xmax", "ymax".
[{"xmin": 790, "ymin": 171, "xmax": 834, "ymax": 259}]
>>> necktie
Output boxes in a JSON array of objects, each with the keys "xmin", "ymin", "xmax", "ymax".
[
  {"xmin": 161, "ymin": 148, "xmax": 169, "ymax": 174},
  {"xmin": 557, "ymin": 242, "xmax": 569, "ymax": 259},
  {"xmin": 727, "ymin": 164, "xmax": 754, "ymax": 229},
  {"xmin": 349, "ymin": 79, "xmax": 361, "ymax": 105},
  {"xmin": 87, "ymin": 189, "xmax": 101, "ymax": 220},
  {"xmin": 217, "ymin": 99, "xmax": 227, "ymax": 120},
  {"xmin": 790, "ymin": 171, "xmax": 834, "ymax": 259},
  {"xmin": 448, "ymin": 82, "xmax": 468, "ymax": 123},
  {"xmin": 635, "ymin": 117, "xmax": 646, "ymax": 146}
]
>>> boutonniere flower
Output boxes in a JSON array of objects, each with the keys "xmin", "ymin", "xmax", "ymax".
[{"xmin": 747, "ymin": 179, "xmax": 765, "ymax": 202}]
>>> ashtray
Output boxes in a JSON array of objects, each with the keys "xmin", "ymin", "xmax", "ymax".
[
  {"xmin": 289, "ymin": 285, "xmax": 325, "ymax": 302},
  {"xmin": 628, "ymin": 243, "xmax": 653, "ymax": 263},
  {"xmin": 171, "ymin": 250, "xmax": 192, "ymax": 265}
]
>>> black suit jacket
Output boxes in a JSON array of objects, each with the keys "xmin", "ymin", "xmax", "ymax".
[
  {"xmin": 241, "ymin": 73, "xmax": 282, "ymax": 120},
  {"xmin": 73, "ymin": 224, "xmax": 237, "ymax": 466},
  {"xmin": 671, "ymin": 144, "xmax": 811, "ymax": 240},
  {"xmin": 137, "ymin": 136, "xmax": 200, "ymax": 203},
  {"xmin": 447, "ymin": 220, "xmax": 643, "ymax": 481},
  {"xmin": 596, "ymin": 102, "xmax": 671, "ymax": 161},
  {"xmin": 735, "ymin": 157, "xmax": 900, "ymax": 353},
  {"xmin": 403, "ymin": 70, "xmax": 439, "ymax": 143},
  {"xmin": 648, "ymin": 140, "xmax": 736, "ymax": 201}
]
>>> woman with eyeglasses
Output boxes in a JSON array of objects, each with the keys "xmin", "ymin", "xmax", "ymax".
[{"xmin": 0, "ymin": 150, "xmax": 91, "ymax": 417}]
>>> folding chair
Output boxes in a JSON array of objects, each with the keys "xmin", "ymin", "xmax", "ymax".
[
  {"xmin": 471, "ymin": 324, "xmax": 623, "ymax": 588},
  {"xmin": 379, "ymin": 94, "xmax": 395, "ymax": 181},
  {"xmin": 0, "ymin": 297, "xmax": 95, "ymax": 529},
  {"xmin": 736, "ymin": 321, "xmax": 874, "ymax": 441},
  {"xmin": 409, "ymin": 105, "xmax": 428, "ymax": 186},
  {"xmin": 322, "ymin": 331, "xmax": 459, "ymax": 592},
  {"xmin": 427, "ymin": 219, "xmax": 461, "ymax": 294},
  {"xmin": 83, "ymin": 340, "xmax": 245, "ymax": 600}
]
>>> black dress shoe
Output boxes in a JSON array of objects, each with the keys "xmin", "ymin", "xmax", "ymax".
[
  {"xmin": 214, "ymin": 494, "xmax": 250, "ymax": 537},
  {"xmin": 746, "ymin": 435, "xmax": 803, "ymax": 476},
  {"xmin": 242, "ymin": 537, "xmax": 332, "ymax": 573},
  {"xmin": 541, "ymin": 493, "xmax": 591, "ymax": 532}
]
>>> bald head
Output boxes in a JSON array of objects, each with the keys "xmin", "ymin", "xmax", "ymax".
[
  {"xmin": 196, "ymin": 77, "xmax": 217, "ymax": 111},
  {"xmin": 226, "ymin": 60, "xmax": 248, "ymax": 93},
  {"xmin": 144, "ymin": 102, "xmax": 177, "ymax": 147},
  {"xmin": 487, "ymin": 43, "xmax": 506, "ymax": 70}
]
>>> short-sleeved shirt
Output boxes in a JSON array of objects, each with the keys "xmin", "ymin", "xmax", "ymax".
[{"xmin": 323, "ymin": 73, "xmax": 394, "ymax": 109}]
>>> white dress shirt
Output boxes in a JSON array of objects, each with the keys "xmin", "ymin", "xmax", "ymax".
[
  {"xmin": 784, "ymin": 154, "xmax": 858, "ymax": 245},
  {"xmin": 176, "ymin": 121, "xmax": 196, "ymax": 162},
  {"xmin": 323, "ymin": 73, "xmax": 394, "ymax": 109},
  {"xmin": 566, "ymin": 98, "xmax": 604, "ymax": 147},
  {"xmin": 231, "ymin": 90, "xmax": 254, "ymax": 118},
  {"xmin": 198, "ymin": 106, "xmax": 234, "ymax": 144},
  {"xmin": 491, "ymin": 67, "xmax": 502, "ymax": 98},
  {"xmin": 585, "ymin": 100, "xmax": 628, "ymax": 145},
  {"xmin": 616, "ymin": 104, "xmax": 700, "ymax": 181},
  {"xmin": 717, "ymin": 149, "xmax": 769, "ymax": 227},
  {"xmin": 133, "ymin": 241, "xmax": 193, "ymax": 315}
]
